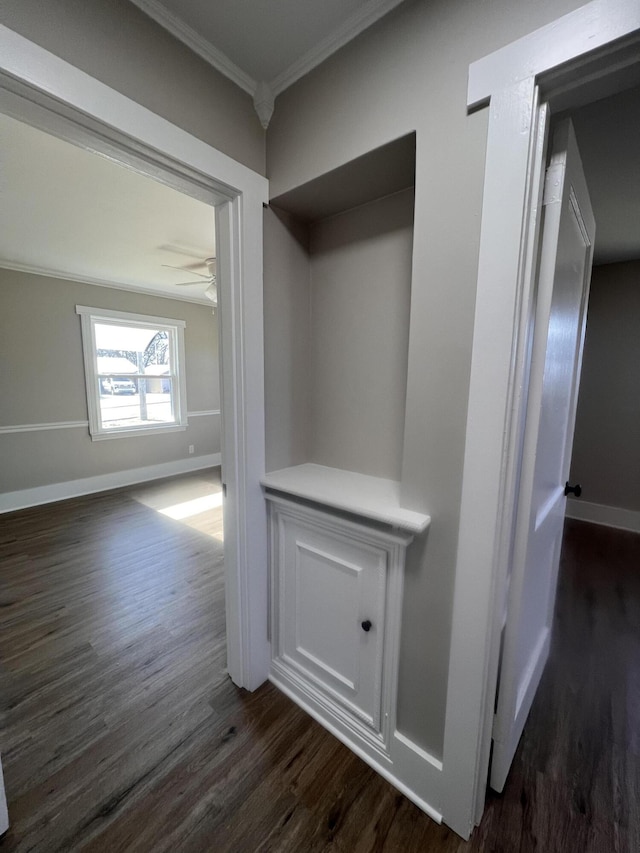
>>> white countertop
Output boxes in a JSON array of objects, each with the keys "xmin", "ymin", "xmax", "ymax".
[{"xmin": 261, "ymin": 463, "xmax": 431, "ymax": 534}]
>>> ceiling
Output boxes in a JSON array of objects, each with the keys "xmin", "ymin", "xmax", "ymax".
[
  {"xmin": 0, "ymin": 79, "xmax": 638, "ymax": 303},
  {"xmin": 0, "ymin": 112, "xmax": 216, "ymax": 304},
  {"xmin": 129, "ymin": 0, "xmax": 407, "ymax": 100}
]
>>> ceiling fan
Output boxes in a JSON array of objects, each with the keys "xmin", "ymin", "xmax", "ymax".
[{"xmin": 163, "ymin": 256, "xmax": 217, "ymax": 304}]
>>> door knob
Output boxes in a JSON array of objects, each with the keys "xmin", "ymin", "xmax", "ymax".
[
  {"xmin": 564, "ymin": 482, "xmax": 582, "ymax": 497},
  {"xmin": 361, "ymin": 620, "xmax": 372, "ymax": 632}
]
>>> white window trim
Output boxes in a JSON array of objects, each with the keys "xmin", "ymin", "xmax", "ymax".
[{"xmin": 76, "ymin": 305, "xmax": 188, "ymax": 440}]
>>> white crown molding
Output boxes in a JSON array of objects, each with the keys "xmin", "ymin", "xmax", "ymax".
[
  {"xmin": 129, "ymin": 0, "xmax": 408, "ymax": 115},
  {"xmin": 128, "ymin": 0, "xmax": 256, "ymax": 95},
  {"xmin": 0, "ymin": 260, "xmax": 214, "ymax": 306},
  {"xmin": 253, "ymin": 81, "xmax": 275, "ymax": 130},
  {"xmin": 268, "ymin": 0, "xmax": 408, "ymax": 95}
]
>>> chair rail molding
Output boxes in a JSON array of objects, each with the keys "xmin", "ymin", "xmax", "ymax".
[{"xmin": 0, "ymin": 420, "xmax": 89, "ymax": 434}]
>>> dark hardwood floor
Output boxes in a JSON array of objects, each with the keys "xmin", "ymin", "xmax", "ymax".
[{"xmin": 0, "ymin": 476, "xmax": 638, "ymax": 852}]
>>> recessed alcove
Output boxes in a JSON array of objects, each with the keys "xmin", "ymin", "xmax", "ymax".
[{"xmin": 263, "ymin": 133, "xmax": 420, "ymax": 523}]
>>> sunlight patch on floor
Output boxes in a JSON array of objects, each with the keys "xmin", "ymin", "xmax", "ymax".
[
  {"xmin": 132, "ymin": 475, "xmax": 224, "ymax": 541},
  {"xmin": 158, "ymin": 492, "xmax": 223, "ymax": 519}
]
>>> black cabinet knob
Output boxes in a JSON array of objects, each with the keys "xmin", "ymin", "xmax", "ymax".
[
  {"xmin": 361, "ymin": 620, "xmax": 372, "ymax": 633},
  {"xmin": 564, "ymin": 482, "xmax": 582, "ymax": 497}
]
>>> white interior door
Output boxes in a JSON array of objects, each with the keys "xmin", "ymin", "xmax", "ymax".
[{"xmin": 490, "ymin": 118, "xmax": 595, "ymax": 792}]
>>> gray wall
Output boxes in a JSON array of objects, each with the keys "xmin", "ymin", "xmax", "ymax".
[
  {"xmin": 265, "ymin": 0, "xmax": 587, "ymax": 758},
  {"xmin": 308, "ymin": 189, "xmax": 413, "ymax": 481},
  {"xmin": 0, "ymin": 0, "xmax": 265, "ymax": 175},
  {"xmin": 263, "ymin": 207, "xmax": 311, "ymax": 473},
  {"xmin": 0, "ymin": 269, "xmax": 220, "ymax": 493},
  {"xmin": 570, "ymin": 261, "xmax": 640, "ymax": 512},
  {"xmin": 264, "ymin": 188, "xmax": 413, "ymax": 482}
]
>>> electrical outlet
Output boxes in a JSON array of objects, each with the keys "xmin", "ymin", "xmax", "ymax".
[{"xmin": 188, "ymin": 445, "xmax": 194, "ymax": 455}]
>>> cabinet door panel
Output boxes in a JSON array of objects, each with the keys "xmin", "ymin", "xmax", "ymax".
[{"xmin": 280, "ymin": 516, "xmax": 387, "ymax": 728}]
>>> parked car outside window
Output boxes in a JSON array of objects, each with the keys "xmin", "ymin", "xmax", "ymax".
[{"xmin": 101, "ymin": 377, "xmax": 137, "ymax": 395}]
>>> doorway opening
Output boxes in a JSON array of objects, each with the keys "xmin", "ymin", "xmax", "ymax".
[
  {"xmin": 0, "ymin": 104, "xmax": 231, "ymax": 838},
  {"xmin": 0, "ymin": 15, "xmax": 269, "ymax": 757},
  {"xmin": 486, "ymin": 75, "xmax": 640, "ymax": 813},
  {"xmin": 443, "ymin": 3, "xmax": 640, "ymax": 839}
]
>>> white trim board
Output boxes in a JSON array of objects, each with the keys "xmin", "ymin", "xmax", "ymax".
[
  {"xmin": 0, "ymin": 24, "xmax": 269, "ymax": 692},
  {"xmin": 0, "ymin": 754, "xmax": 7, "ymax": 837},
  {"xmin": 468, "ymin": 0, "xmax": 640, "ymax": 108},
  {"xmin": 565, "ymin": 499, "xmax": 640, "ymax": 533},
  {"xmin": 188, "ymin": 409, "xmax": 221, "ymax": 418},
  {"xmin": 269, "ymin": 672, "xmax": 443, "ymax": 825},
  {"xmin": 0, "ymin": 420, "xmax": 89, "ymax": 435},
  {"xmin": 0, "ymin": 453, "xmax": 221, "ymax": 514},
  {"xmin": 0, "ymin": 411, "xmax": 220, "ymax": 434},
  {"xmin": 442, "ymin": 0, "xmax": 640, "ymax": 841}
]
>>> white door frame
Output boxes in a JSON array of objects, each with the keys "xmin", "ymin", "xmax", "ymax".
[
  {"xmin": 441, "ymin": 0, "xmax": 640, "ymax": 839},
  {"xmin": 0, "ymin": 25, "xmax": 270, "ymax": 691}
]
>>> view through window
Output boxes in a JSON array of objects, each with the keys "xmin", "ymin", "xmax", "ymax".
[{"xmin": 77, "ymin": 307, "xmax": 187, "ymax": 438}]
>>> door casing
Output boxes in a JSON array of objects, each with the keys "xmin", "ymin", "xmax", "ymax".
[
  {"xmin": 0, "ymin": 24, "xmax": 270, "ymax": 692},
  {"xmin": 442, "ymin": 0, "xmax": 640, "ymax": 839}
]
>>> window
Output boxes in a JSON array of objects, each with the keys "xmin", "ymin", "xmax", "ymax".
[{"xmin": 76, "ymin": 306, "xmax": 187, "ymax": 439}]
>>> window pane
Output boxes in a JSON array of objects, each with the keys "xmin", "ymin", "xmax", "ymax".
[
  {"xmin": 94, "ymin": 324, "xmax": 172, "ymax": 374},
  {"xmin": 99, "ymin": 378, "xmax": 175, "ymax": 430},
  {"xmin": 144, "ymin": 330, "xmax": 172, "ymax": 375}
]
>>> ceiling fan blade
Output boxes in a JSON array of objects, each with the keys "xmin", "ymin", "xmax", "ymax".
[
  {"xmin": 162, "ymin": 263, "xmax": 210, "ymax": 279},
  {"xmin": 158, "ymin": 243, "xmax": 214, "ymax": 261}
]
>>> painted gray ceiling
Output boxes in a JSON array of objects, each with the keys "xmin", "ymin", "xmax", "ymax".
[{"xmin": 129, "ymin": 0, "xmax": 407, "ymax": 95}]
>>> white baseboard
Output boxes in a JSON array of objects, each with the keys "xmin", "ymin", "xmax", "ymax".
[
  {"xmin": 269, "ymin": 670, "xmax": 442, "ymax": 825},
  {"xmin": 566, "ymin": 498, "xmax": 640, "ymax": 534},
  {"xmin": 0, "ymin": 754, "xmax": 8, "ymax": 836},
  {"xmin": 0, "ymin": 453, "xmax": 221, "ymax": 514}
]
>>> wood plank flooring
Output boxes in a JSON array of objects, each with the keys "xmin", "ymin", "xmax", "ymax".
[{"xmin": 0, "ymin": 477, "xmax": 638, "ymax": 851}]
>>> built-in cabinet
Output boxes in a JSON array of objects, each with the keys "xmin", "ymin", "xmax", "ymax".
[
  {"xmin": 266, "ymin": 480, "xmax": 425, "ymax": 762},
  {"xmin": 263, "ymin": 134, "xmax": 440, "ymax": 816}
]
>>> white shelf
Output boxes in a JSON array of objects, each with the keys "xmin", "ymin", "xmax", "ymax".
[{"xmin": 261, "ymin": 463, "xmax": 430, "ymax": 534}]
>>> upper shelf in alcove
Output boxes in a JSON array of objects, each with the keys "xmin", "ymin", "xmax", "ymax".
[
  {"xmin": 261, "ymin": 463, "xmax": 430, "ymax": 534},
  {"xmin": 269, "ymin": 133, "xmax": 416, "ymax": 223}
]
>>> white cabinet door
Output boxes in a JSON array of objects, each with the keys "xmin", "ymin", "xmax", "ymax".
[
  {"xmin": 268, "ymin": 494, "xmax": 412, "ymax": 755},
  {"xmin": 490, "ymin": 118, "xmax": 595, "ymax": 792},
  {"xmin": 279, "ymin": 512, "xmax": 387, "ymax": 729}
]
